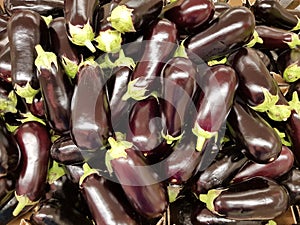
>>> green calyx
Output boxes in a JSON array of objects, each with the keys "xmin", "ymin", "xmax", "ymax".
[
  {"xmin": 114, "ymin": 49, "xmax": 136, "ymax": 69},
  {"xmin": 68, "ymin": 21, "xmax": 96, "ymax": 52},
  {"xmin": 61, "ymin": 56, "xmax": 79, "ymax": 79},
  {"xmin": 94, "ymin": 29, "xmax": 122, "ymax": 53},
  {"xmin": 79, "ymin": 163, "xmax": 99, "ymax": 187},
  {"xmin": 250, "ymin": 88, "xmax": 279, "ymax": 113},
  {"xmin": 266, "ymin": 104, "xmax": 291, "ymax": 121},
  {"xmin": 161, "ymin": 130, "xmax": 184, "ymax": 145},
  {"xmin": 47, "ymin": 161, "xmax": 65, "ymax": 184},
  {"xmin": 35, "ymin": 44, "xmax": 58, "ymax": 73},
  {"xmin": 267, "ymin": 220, "xmax": 277, "ymax": 225},
  {"xmin": 13, "ymin": 192, "xmax": 39, "ymax": 216},
  {"xmin": 14, "ymin": 83, "xmax": 39, "ymax": 104},
  {"xmin": 98, "ymin": 54, "xmax": 115, "ymax": 70},
  {"xmin": 78, "ymin": 57, "xmax": 98, "ymax": 70},
  {"xmin": 18, "ymin": 112, "xmax": 46, "ymax": 126},
  {"xmin": 207, "ymin": 57, "xmax": 227, "ymax": 66},
  {"xmin": 274, "ymin": 128, "xmax": 292, "ymax": 147},
  {"xmin": 199, "ymin": 189, "xmax": 223, "ymax": 215},
  {"xmin": 291, "ymin": 16, "xmax": 300, "ymax": 31},
  {"xmin": 192, "ymin": 122, "xmax": 217, "ymax": 152},
  {"xmin": 246, "ymin": 30, "xmax": 263, "ymax": 48},
  {"xmin": 122, "ymin": 78, "xmax": 150, "ymax": 101},
  {"xmin": 283, "ymin": 63, "xmax": 300, "ymax": 83},
  {"xmin": 109, "ymin": 5, "xmax": 136, "ymax": 33},
  {"xmin": 285, "ymin": 33, "xmax": 300, "ymax": 49},
  {"xmin": 288, "ymin": 91, "xmax": 300, "ymax": 115},
  {"xmin": 173, "ymin": 41, "xmax": 188, "ymax": 58},
  {"xmin": 41, "ymin": 15, "xmax": 53, "ymax": 27},
  {"xmin": 0, "ymin": 90, "xmax": 18, "ymax": 114},
  {"xmin": 167, "ymin": 185, "xmax": 182, "ymax": 203},
  {"xmin": 105, "ymin": 137, "xmax": 133, "ymax": 174}
]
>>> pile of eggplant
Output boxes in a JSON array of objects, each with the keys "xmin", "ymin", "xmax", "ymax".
[{"xmin": 0, "ymin": 0, "xmax": 300, "ymax": 224}]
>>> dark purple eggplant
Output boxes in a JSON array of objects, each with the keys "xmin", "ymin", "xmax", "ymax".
[
  {"xmin": 199, "ymin": 176, "xmax": 290, "ymax": 220},
  {"xmin": 185, "ymin": 6, "xmax": 255, "ymax": 62},
  {"xmin": 192, "ymin": 65, "xmax": 237, "ymax": 152},
  {"xmin": 251, "ymin": 0, "xmax": 300, "ymax": 30},
  {"xmin": 122, "ymin": 18, "xmax": 177, "ymax": 101},
  {"xmin": 213, "ymin": 2, "xmax": 231, "ymax": 19},
  {"xmin": 0, "ymin": 44, "xmax": 11, "ymax": 84},
  {"xmin": 28, "ymin": 92, "xmax": 45, "ymax": 118},
  {"xmin": 193, "ymin": 147, "xmax": 248, "ymax": 195},
  {"xmin": 108, "ymin": 0, "xmax": 163, "ymax": 33},
  {"xmin": 12, "ymin": 121, "xmax": 51, "ymax": 216},
  {"xmin": 280, "ymin": 167, "xmax": 300, "ymax": 205},
  {"xmin": 0, "ymin": 15, "xmax": 8, "ymax": 53},
  {"xmin": 286, "ymin": 109, "xmax": 300, "ymax": 164},
  {"xmin": 106, "ymin": 137, "xmax": 168, "ymax": 218},
  {"xmin": 163, "ymin": 0, "xmax": 215, "ymax": 33},
  {"xmin": 71, "ymin": 60, "xmax": 113, "ymax": 151},
  {"xmin": 0, "ymin": 118, "xmax": 20, "ymax": 177},
  {"xmin": 277, "ymin": 49, "xmax": 300, "ymax": 83},
  {"xmin": 35, "ymin": 45, "xmax": 72, "ymax": 134},
  {"xmin": 64, "ymin": 0, "xmax": 98, "ymax": 52},
  {"xmin": 227, "ymin": 99, "xmax": 282, "ymax": 163},
  {"xmin": 231, "ymin": 145, "xmax": 294, "ymax": 183},
  {"xmin": 7, "ymin": 9, "xmax": 49, "ymax": 103},
  {"xmin": 49, "ymin": 17, "xmax": 80, "ymax": 79}
]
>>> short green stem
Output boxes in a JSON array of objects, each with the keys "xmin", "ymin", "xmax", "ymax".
[
  {"xmin": 79, "ymin": 163, "xmax": 99, "ymax": 187},
  {"xmin": 13, "ymin": 192, "xmax": 39, "ymax": 216}
]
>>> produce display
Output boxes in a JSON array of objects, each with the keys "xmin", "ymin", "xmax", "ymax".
[{"xmin": 0, "ymin": 0, "xmax": 299, "ymax": 224}]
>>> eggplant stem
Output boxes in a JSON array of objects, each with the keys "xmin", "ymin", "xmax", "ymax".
[
  {"xmin": 192, "ymin": 123, "xmax": 217, "ymax": 151},
  {"xmin": 161, "ymin": 130, "xmax": 184, "ymax": 144},
  {"xmin": 14, "ymin": 83, "xmax": 39, "ymax": 104},
  {"xmin": 34, "ymin": 44, "xmax": 58, "ymax": 72},
  {"xmin": 13, "ymin": 192, "xmax": 39, "ymax": 216},
  {"xmin": 291, "ymin": 16, "xmax": 300, "ymax": 31},
  {"xmin": 122, "ymin": 78, "xmax": 150, "ymax": 101},
  {"xmin": 61, "ymin": 56, "xmax": 79, "ymax": 79},
  {"xmin": 109, "ymin": 5, "xmax": 136, "ymax": 33},
  {"xmin": 246, "ymin": 29, "xmax": 263, "ymax": 48},
  {"xmin": 266, "ymin": 104, "xmax": 291, "ymax": 121},
  {"xmin": 250, "ymin": 88, "xmax": 279, "ymax": 112},
  {"xmin": 79, "ymin": 163, "xmax": 99, "ymax": 186},
  {"xmin": 283, "ymin": 63, "xmax": 300, "ymax": 83},
  {"xmin": 94, "ymin": 29, "xmax": 122, "ymax": 53},
  {"xmin": 285, "ymin": 33, "xmax": 300, "ymax": 49}
]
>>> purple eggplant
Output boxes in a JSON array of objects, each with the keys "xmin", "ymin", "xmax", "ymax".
[
  {"xmin": 0, "ymin": 44, "xmax": 11, "ymax": 83},
  {"xmin": 34, "ymin": 45, "xmax": 72, "ymax": 134},
  {"xmin": 12, "ymin": 121, "xmax": 51, "ymax": 216},
  {"xmin": 199, "ymin": 176, "xmax": 290, "ymax": 220},
  {"xmin": 0, "ymin": 15, "xmax": 8, "ymax": 53},
  {"xmin": 286, "ymin": 109, "xmax": 300, "ymax": 164},
  {"xmin": 280, "ymin": 167, "xmax": 300, "ymax": 205},
  {"xmin": 185, "ymin": 6, "xmax": 255, "ymax": 62}
]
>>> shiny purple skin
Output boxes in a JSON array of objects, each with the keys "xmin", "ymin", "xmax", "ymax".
[
  {"xmin": 185, "ymin": 6, "xmax": 255, "ymax": 62},
  {"xmin": 111, "ymin": 147, "xmax": 168, "ymax": 219},
  {"xmin": 232, "ymin": 146, "xmax": 294, "ymax": 183},
  {"xmin": 164, "ymin": 0, "xmax": 215, "ymax": 33},
  {"xmin": 280, "ymin": 168, "xmax": 300, "ymax": 205},
  {"xmin": 227, "ymin": 100, "xmax": 282, "ymax": 163},
  {"xmin": 14, "ymin": 121, "xmax": 51, "ymax": 202},
  {"xmin": 71, "ymin": 63, "xmax": 113, "ymax": 151},
  {"xmin": 286, "ymin": 110, "xmax": 300, "ymax": 165},
  {"xmin": 212, "ymin": 177, "xmax": 289, "ymax": 220},
  {"xmin": 0, "ymin": 15, "xmax": 8, "ymax": 53},
  {"xmin": 0, "ymin": 44, "xmax": 11, "ymax": 83}
]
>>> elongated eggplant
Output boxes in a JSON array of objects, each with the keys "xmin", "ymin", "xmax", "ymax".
[
  {"xmin": 50, "ymin": 135, "xmax": 84, "ymax": 165},
  {"xmin": 280, "ymin": 167, "xmax": 300, "ymax": 205},
  {"xmin": 192, "ymin": 65, "xmax": 237, "ymax": 152},
  {"xmin": 64, "ymin": 0, "xmax": 98, "ymax": 52},
  {"xmin": 163, "ymin": 0, "xmax": 215, "ymax": 33},
  {"xmin": 199, "ymin": 176, "xmax": 290, "ymax": 220},
  {"xmin": 12, "ymin": 121, "xmax": 51, "ymax": 216},
  {"xmin": 68, "ymin": 164, "xmax": 139, "ymax": 225},
  {"xmin": 185, "ymin": 6, "xmax": 255, "ymax": 62},
  {"xmin": 213, "ymin": 2, "xmax": 231, "ymax": 19},
  {"xmin": 286, "ymin": 109, "xmax": 300, "ymax": 164},
  {"xmin": 35, "ymin": 45, "xmax": 72, "ymax": 134},
  {"xmin": 0, "ymin": 118, "xmax": 20, "ymax": 177},
  {"xmin": 227, "ymin": 99, "xmax": 282, "ymax": 163},
  {"xmin": 122, "ymin": 18, "xmax": 177, "ymax": 101},
  {"xmin": 106, "ymin": 137, "xmax": 168, "ymax": 218},
  {"xmin": 251, "ymin": 0, "xmax": 300, "ymax": 30},
  {"xmin": 193, "ymin": 147, "xmax": 248, "ymax": 195},
  {"xmin": 108, "ymin": 0, "xmax": 163, "ymax": 33},
  {"xmin": 0, "ymin": 15, "xmax": 8, "ymax": 53},
  {"xmin": 7, "ymin": 9, "xmax": 49, "ymax": 103},
  {"xmin": 49, "ymin": 17, "xmax": 80, "ymax": 79},
  {"xmin": 0, "ymin": 44, "xmax": 11, "ymax": 83},
  {"xmin": 231, "ymin": 145, "xmax": 294, "ymax": 183}
]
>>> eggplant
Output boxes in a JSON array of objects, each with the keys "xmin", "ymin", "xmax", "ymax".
[
  {"xmin": 7, "ymin": 9, "xmax": 49, "ymax": 103},
  {"xmin": 64, "ymin": 0, "xmax": 98, "ymax": 52},
  {"xmin": 122, "ymin": 18, "xmax": 177, "ymax": 101},
  {"xmin": 185, "ymin": 6, "xmax": 255, "ymax": 62},
  {"xmin": 49, "ymin": 17, "xmax": 80, "ymax": 79},
  {"xmin": 35, "ymin": 45, "xmax": 72, "ymax": 134},
  {"xmin": 280, "ymin": 167, "xmax": 300, "ymax": 205},
  {"xmin": 199, "ymin": 176, "xmax": 290, "ymax": 220},
  {"xmin": 28, "ymin": 92, "xmax": 45, "ymax": 118},
  {"xmin": 12, "ymin": 121, "xmax": 51, "ymax": 216},
  {"xmin": 163, "ymin": 0, "xmax": 215, "ymax": 33},
  {"xmin": 0, "ymin": 15, "xmax": 8, "ymax": 53},
  {"xmin": 108, "ymin": 0, "xmax": 163, "ymax": 33},
  {"xmin": 277, "ymin": 49, "xmax": 300, "ymax": 83},
  {"xmin": 193, "ymin": 146, "xmax": 248, "ymax": 195},
  {"xmin": 231, "ymin": 145, "xmax": 294, "ymax": 183},
  {"xmin": 227, "ymin": 99, "xmax": 282, "ymax": 163},
  {"xmin": 213, "ymin": 2, "xmax": 231, "ymax": 19},
  {"xmin": 0, "ymin": 44, "xmax": 11, "ymax": 84},
  {"xmin": 286, "ymin": 110, "xmax": 300, "ymax": 165},
  {"xmin": 105, "ymin": 137, "xmax": 168, "ymax": 218},
  {"xmin": 71, "ymin": 59, "xmax": 113, "ymax": 151},
  {"xmin": 251, "ymin": 0, "xmax": 300, "ymax": 30}
]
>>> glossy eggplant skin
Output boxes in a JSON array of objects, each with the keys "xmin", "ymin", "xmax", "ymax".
[
  {"xmin": 0, "ymin": 118, "xmax": 20, "ymax": 177},
  {"xmin": 232, "ymin": 146, "xmax": 294, "ymax": 183},
  {"xmin": 50, "ymin": 135, "xmax": 84, "ymax": 165},
  {"xmin": 110, "ymin": 146, "xmax": 168, "ymax": 218},
  {"xmin": 185, "ymin": 6, "xmax": 255, "ymax": 62},
  {"xmin": 209, "ymin": 177, "xmax": 290, "ymax": 220},
  {"xmin": 161, "ymin": 56, "xmax": 196, "ymax": 139},
  {"xmin": 71, "ymin": 62, "xmax": 113, "ymax": 151},
  {"xmin": 227, "ymin": 100, "xmax": 282, "ymax": 163},
  {"xmin": 0, "ymin": 44, "xmax": 11, "ymax": 83},
  {"xmin": 193, "ymin": 147, "xmax": 248, "ymax": 195},
  {"xmin": 163, "ymin": 0, "xmax": 215, "ymax": 33},
  {"xmin": 280, "ymin": 168, "xmax": 300, "ymax": 205},
  {"xmin": 286, "ymin": 110, "xmax": 300, "ymax": 164},
  {"xmin": 7, "ymin": 10, "xmax": 49, "ymax": 88},
  {"xmin": 13, "ymin": 121, "xmax": 51, "ymax": 214},
  {"xmin": 0, "ymin": 15, "xmax": 8, "ymax": 53},
  {"xmin": 251, "ymin": 0, "xmax": 299, "ymax": 30}
]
